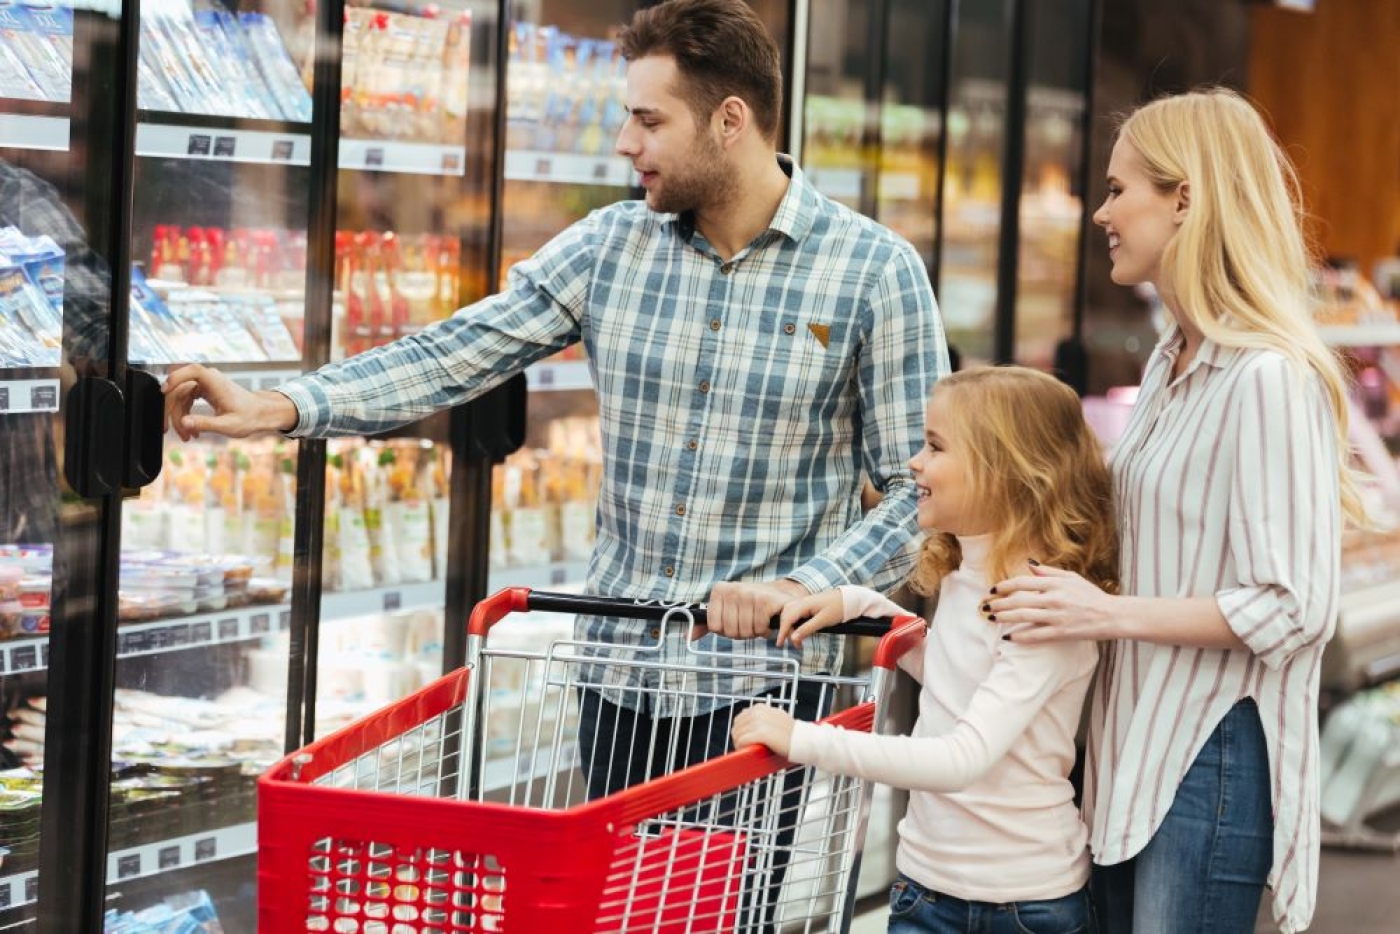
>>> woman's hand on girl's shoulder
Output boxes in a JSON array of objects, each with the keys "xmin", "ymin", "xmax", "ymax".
[
  {"xmin": 988, "ymin": 561, "xmax": 1119, "ymax": 644},
  {"xmin": 776, "ymin": 591, "xmax": 846, "ymax": 647},
  {"xmin": 731, "ymin": 704, "xmax": 796, "ymax": 757}
]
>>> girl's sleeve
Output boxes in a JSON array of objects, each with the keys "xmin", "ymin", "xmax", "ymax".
[
  {"xmin": 838, "ymin": 585, "xmax": 923, "ymax": 680},
  {"xmin": 787, "ymin": 639, "xmax": 1090, "ymax": 793}
]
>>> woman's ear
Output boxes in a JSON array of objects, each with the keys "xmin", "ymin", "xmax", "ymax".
[{"xmin": 1173, "ymin": 181, "xmax": 1191, "ymax": 225}]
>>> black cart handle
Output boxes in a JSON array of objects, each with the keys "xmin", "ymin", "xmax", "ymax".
[{"xmin": 519, "ymin": 589, "xmax": 896, "ymax": 638}]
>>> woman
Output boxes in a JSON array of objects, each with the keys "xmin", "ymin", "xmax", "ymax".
[{"xmin": 987, "ymin": 88, "xmax": 1365, "ymax": 934}]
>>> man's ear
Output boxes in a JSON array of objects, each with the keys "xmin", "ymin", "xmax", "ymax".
[
  {"xmin": 716, "ymin": 96, "xmax": 747, "ymax": 147},
  {"xmin": 1174, "ymin": 181, "xmax": 1191, "ymax": 224}
]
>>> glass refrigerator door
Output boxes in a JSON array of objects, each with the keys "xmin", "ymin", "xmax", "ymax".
[
  {"xmin": 491, "ymin": 0, "xmax": 637, "ymax": 594},
  {"xmin": 311, "ymin": 0, "xmax": 499, "ymax": 736},
  {"xmin": 0, "ymin": 2, "xmax": 153, "ymax": 928},
  {"xmin": 99, "ymin": 0, "xmax": 328, "ymax": 925}
]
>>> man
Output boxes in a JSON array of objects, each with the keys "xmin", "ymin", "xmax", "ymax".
[{"xmin": 165, "ymin": 0, "xmax": 945, "ymax": 918}]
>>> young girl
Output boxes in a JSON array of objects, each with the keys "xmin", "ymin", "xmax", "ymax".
[{"xmin": 732, "ymin": 365, "xmax": 1115, "ymax": 934}]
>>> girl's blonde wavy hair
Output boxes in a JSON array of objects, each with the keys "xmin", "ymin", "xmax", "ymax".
[
  {"xmin": 906, "ymin": 366, "xmax": 1118, "ymax": 598},
  {"xmin": 1117, "ymin": 87, "xmax": 1365, "ymax": 527}
]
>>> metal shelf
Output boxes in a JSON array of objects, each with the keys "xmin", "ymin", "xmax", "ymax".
[
  {"xmin": 0, "ymin": 822, "xmax": 257, "ymax": 911},
  {"xmin": 504, "ymin": 150, "xmax": 634, "ymax": 187},
  {"xmin": 0, "ymin": 379, "xmax": 60, "ymax": 414},
  {"xmin": 0, "ymin": 114, "xmax": 69, "ymax": 153},
  {"xmin": 0, "ymin": 561, "xmax": 589, "ymax": 676},
  {"xmin": 133, "ymin": 122, "xmax": 467, "ymax": 176}
]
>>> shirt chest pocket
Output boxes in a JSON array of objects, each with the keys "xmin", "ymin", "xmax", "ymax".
[{"xmin": 725, "ymin": 299, "xmax": 860, "ymax": 412}]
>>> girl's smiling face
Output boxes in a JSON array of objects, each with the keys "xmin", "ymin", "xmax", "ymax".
[{"xmin": 908, "ymin": 391, "xmax": 989, "ymax": 537}]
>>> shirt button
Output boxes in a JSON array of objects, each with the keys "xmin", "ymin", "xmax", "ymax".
[
  {"xmin": 720, "ymin": 263, "xmax": 734, "ymax": 274},
  {"xmin": 675, "ymin": 504, "xmax": 686, "ymax": 516},
  {"xmin": 709, "ymin": 319, "xmax": 721, "ymax": 331},
  {"xmin": 649, "ymin": 628, "xmax": 660, "ymax": 639},
  {"xmin": 664, "ymin": 566, "xmax": 675, "ymax": 577},
  {"xmin": 698, "ymin": 380, "xmax": 710, "ymax": 393},
  {"xmin": 686, "ymin": 439, "xmax": 698, "ymax": 451},
  {"xmin": 783, "ymin": 322, "xmax": 796, "ymax": 335}
]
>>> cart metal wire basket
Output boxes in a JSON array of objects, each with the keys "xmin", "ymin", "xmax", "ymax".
[{"xmin": 258, "ymin": 587, "xmax": 925, "ymax": 933}]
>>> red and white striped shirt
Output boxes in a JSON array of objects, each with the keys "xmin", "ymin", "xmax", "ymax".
[{"xmin": 1085, "ymin": 326, "xmax": 1341, "ymax": 934}]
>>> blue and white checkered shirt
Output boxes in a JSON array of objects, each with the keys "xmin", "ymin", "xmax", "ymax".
[{"xmin": 279, "ymin": 157, "xmax": 947, "ymax": 716}]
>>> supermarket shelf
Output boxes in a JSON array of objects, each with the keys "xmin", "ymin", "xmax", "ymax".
[
  {"xmin": 490, "ymin": 561, "xmax": 590, "ymax": 590},
  {"xmin": 0, "ymin": 379, "xmax": 60, "ymax": 414},
  {"xmin": 340, "ymin": 138, "xmax": 467, "ymax": 176},
  {"xmin": 504, "ymin": 150, "xmax": 635, "ymax": 187},
  {"xmin": 525, "ymin": 360, "xmax": 592, "ymax": 392},
  {"xmin": 1319, "ymin": 323, "xmax": 1400, "ymax": 347},
  {"xmin": 0, "ymin": 603, "xmax": 293, "ymax": 675},
  {"xmin": 320, "ymin": 578, "xmax": 445, "ymax": 619},
  {"xmin": 0, "ymin": 113, "xmax": 69, "ymax": 152},
  {"xmin": 0, "ymin": 822, "xmax": 257, "ymax": 910},
  {"xmin": 135, "ymin": 121, "xmax": 312, "ymax": 165},
  {"xmin": 0, "ymin": 568, "xmax": 585, "ymax": 676},
  {"xmin": 134, "ymin": 122, "xmax": 467, "ymax": 176},
  {"xmin": 806, "ymin": 167, "xmax": 922, "ymax": 202}
]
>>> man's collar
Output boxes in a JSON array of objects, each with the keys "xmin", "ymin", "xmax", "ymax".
[{"xmin": 668, "ymin": 154, "xmax": 817, "ymax": 244}]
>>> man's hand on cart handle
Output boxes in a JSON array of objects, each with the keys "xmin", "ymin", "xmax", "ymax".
[
  {"xmin": 731, "ymin": 704, "xmax": 796, "ymax": 757},
  {"xmin": 700, "ymin": 579, "xmax": 809, "ymax": 641}
]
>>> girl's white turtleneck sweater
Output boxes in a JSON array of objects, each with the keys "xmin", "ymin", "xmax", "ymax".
[{"xmin": 787, "ymin": 534, "xmax": 1098, "ymax": 902}]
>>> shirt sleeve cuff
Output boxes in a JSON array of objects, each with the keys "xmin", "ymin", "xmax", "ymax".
[
  {"xmin": 273, "ymin": 380, "xmax": 322, "ymax": 437},
  {"xmin": 785, "ymin": 556, "xmax": 850, "ymax": 595},
  {"xmin": 1216, "ymin": 586, "xmax": 1303, "ymax": 669}
]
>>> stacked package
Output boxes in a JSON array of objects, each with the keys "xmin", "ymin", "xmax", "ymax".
[
  {"xmin": 506, "ymin": 22, "xmax": 628, "ymax": 156},
  {"xmin": 0, "ymin": 226, "xmax": 63, "ymax": 367},
  {"xmin": 104, "ymin": 890, "xmax": 224, "ymax": 933},
  {"xmin": 139, "ymin": 0, "xmax": 312, "ymax": 122},
  {"xmin": 0, "ymin": 1, "xmax": 72, "ymax": 103}
]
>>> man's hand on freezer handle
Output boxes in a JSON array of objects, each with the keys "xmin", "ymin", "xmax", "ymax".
[
  {"xmin": 163, "ymin": 363, "xmax": 299, "ymax": 441},
  {"xmin": 700, "ymin": 579, "xmax": 810, "ymax": 641},
  {"xmin": 731, "ymin": 704, "xmax": 796, "ymax": 758}
]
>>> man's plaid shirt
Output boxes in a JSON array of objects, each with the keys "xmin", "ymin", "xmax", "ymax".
[{"xmin": 279, "ymin": 157, "xmax": 947, "ymax": 716}]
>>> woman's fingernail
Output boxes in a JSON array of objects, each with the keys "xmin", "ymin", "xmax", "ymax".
[
  {"xmin": 1029, "ymin": 558, "xmax": 1041, "ymax": 567},
  {"xmin": 988, "ymin": 614, "xmax": 997, "ymax": 622},
  {"xmin": 981, "ymin": 603, "xmax": 990, "ymax": 613},
  {"xmin": 989, "ymin": 587, "xmax": 998, "ymax": 595},
  {"xmin": 1002, "ymin": 634, "xmax": 1013, "ymax": 642}
]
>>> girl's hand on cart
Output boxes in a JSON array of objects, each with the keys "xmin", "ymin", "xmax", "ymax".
[
  {"xmin": 775, "ymin": 591, "xmax": 846, "ymax": 647},
  {"xmin": 731, "ymin": 704, "xmax": 796, "ymax": 757},
  {"xmin": 703, "ymin": 579, "xmax": 808, "ymax": 640}
]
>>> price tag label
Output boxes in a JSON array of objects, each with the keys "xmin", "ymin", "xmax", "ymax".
[
  {"xmin": 195, "ymin": 837, "xmax": 218, "ymax": 861},
  {"xmin": 251, "ymin": 613, "xmax": 271, "ymax": 634},
  {"xmin": 593, "ymin": 160, "xmax": 608, "ymax": 181},
  {"xmin": 159, "ymin": 846, "xmax": 181, "ymax": 869},
  {"xmin": 383, "ymin": 591, "xmax": 402, "ymax": 611},
  {"xmin": 365, "ymin": 147, "xmax": 385, "ymax": 167},
  {"xmin": 0, "ymin": 387, "xmax": 8, "ymax": 411},
  {"xmin": 534, "ymin": 157, "xmax": 552, "ymax": 178},
  {"xmin": 272, "ymin": 139, "xmax": 295, "ymax": 161},
  {"xmin": 214, "ymin": 135, "xmax": 236, "ymax": 157},
  {"xmin": 30, "ymin": 384, "xmax": 56, "ymax": 410},
  {"xmin": 187, "ymin": 134, "xmax": 211, "ymax": 156},
  {"xmin": 442, "ymin": 151, "xmax": 461, "ymax": 172},
  {"xmin": 117, "ymin": 854, "xmax": 141, "ymax": 879}
]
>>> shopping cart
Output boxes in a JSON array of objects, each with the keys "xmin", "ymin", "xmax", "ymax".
[{"xmin": 258, "ymin": 587, "xmax": 925, "ymax": 933}]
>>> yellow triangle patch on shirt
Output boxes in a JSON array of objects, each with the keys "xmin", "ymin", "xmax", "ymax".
[{"xmin": 807, "ymin": 323, "xmax": 831, "ymax": 348}]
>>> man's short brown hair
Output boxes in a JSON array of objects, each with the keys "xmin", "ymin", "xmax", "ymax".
[{"xmin": 619, "ymin": 0, "xmax": 783, "ymax": 141}]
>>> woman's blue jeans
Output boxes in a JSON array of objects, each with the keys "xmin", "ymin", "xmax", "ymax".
[
  {"xmin": 1091, "ymin": 697, "xmax": 1273, "ymax": 934},
  {"xmin": 886, "ymin": 873, "xmax": 1095, "ymax": 933}
]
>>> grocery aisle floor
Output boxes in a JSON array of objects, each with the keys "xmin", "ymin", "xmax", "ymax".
[{"xmin": 847, "ymin": 809, "xmax": 1400, "ymax": 933}]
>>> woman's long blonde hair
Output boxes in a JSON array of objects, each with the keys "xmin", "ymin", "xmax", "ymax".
[
  {"xmin": 1118, "ymin": 87, "xmax": 1365, "ymax": 526},
  {"xmin": 907, "ymin": 367, "xmax": 1118, "ymax": 597}
]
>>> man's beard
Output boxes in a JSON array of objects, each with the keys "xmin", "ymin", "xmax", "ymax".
[{"xmin": 647, "ymin": 130, "xmax": 733, "ymax": 215}]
